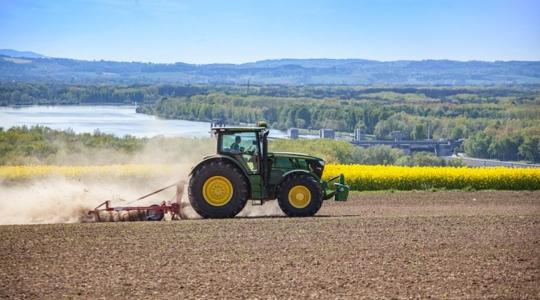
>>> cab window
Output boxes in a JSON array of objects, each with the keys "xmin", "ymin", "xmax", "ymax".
[{"xmin": 220, "ymin": 132, "xmax": 260, "ymax": 173}]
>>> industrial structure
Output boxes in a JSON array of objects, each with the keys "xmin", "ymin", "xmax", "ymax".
[
  {"xmin": 319, "ymin": 128, "xmax": 335, "ymax": 139},
  {"xmin": 288, "ymin": 128, "xmax": 299, "ymax": 139},
  {"xmin": 290, "ymin": 127, "xmax": 463, "ymax": 157},
  {"xmin": 351, "ymin": 138, "xmax": 463, "ymax": 156}
]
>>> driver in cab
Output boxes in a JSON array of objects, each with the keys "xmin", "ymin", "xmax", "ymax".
[{"xmin": 230, "ymin": 135, "xmax": 242, "ymax": 153}]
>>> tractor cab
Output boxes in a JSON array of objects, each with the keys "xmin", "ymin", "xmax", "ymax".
[
  {"xmin": 188, "ymin": 122, "xmax": 349, "ymax": 218},
  {"xmin": 214, "ymin": 125, "xmax": 268, "ymax": 175}
]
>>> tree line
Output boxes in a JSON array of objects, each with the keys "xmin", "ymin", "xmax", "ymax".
[
  {"xmin": 0, "ymin": 126, "xmax": 464, "ymax": 166},
  {"xmin": 1, "ymin": 82, "xmax": 539, "ymax": 163}
]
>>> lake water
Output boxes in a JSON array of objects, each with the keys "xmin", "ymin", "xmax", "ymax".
[{"xmin": 0, "ymin": 105, "xmax": 288, "ymax": 138}]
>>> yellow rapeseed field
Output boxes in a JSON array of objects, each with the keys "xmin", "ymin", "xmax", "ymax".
[
  {"xmin": 323, "ymin": 165, "xmax": 540, "ymax": 191},
  {"xmin": 0, "ymin": 164, "xmax": 176, "ymax": 181},
  {"xmin": 1, "ymin": 164, "xmax": 539, "ymax": 190}
]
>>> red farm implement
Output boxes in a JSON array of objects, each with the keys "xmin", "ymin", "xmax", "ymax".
[{"xmin": 88, "ymin": 183, "xmax": 187, "ymax": 222}]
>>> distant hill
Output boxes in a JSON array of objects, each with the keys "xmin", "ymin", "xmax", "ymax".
[
  {"xmin": 0, "ymin": 51, "xmax": 539, "ymax": 84},
  {"xmin": 0, "ymin": 49, "xmax": 45, "ymax": 59}
]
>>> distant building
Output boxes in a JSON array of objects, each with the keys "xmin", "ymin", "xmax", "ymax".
[
  {"xmin": 288, "ymin": 128, "xmax": 299, "ymax": 139},
  {"xmin": 320, "ymin": 128, "xmax": 335, "ymax": 139},
  {"xmin": 354, "ymin": 129, "xmax": 365, "ymax": 141},
  {"xmin": 351, "ymin": 139, "xmax": 463, "ymax": 157},
  {"xmin": 211, "ymin": 118, "xmax": 225, "ymax": 127}
]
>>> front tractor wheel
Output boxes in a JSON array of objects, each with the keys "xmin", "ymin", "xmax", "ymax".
[
  {"xmin": 277, "ymin": 174, "xmax": 323, "ymax": 217},
  {"xmin": 189, "ymin": 161, "xmax": 248, "ymax": 218}
]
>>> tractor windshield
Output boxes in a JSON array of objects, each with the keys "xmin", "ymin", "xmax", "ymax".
[{"xmin": 220, "ymin": 131, "xmax": 260, "ymax": 173}]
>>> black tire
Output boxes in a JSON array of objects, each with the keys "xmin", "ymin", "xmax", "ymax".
[
  {"xmin": 277, "ymin": 174, "xmax": 323, "ymax": 217},
  {"xmin": 189, "ymin": 160, "xmax": 249, "ymax": 218}
]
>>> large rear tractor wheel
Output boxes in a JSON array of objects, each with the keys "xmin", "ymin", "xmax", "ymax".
[
  {"xmin": 277, "ymin": 174, "xmax": 323, "ymax": 217},
  {"xmin": 189, "ymin": 161, "xmax": 249, "ymax": 218}
]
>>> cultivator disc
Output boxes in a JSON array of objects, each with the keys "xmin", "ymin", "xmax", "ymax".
[
  {"xmin": 88, "ymin": 182, "xmax": 185, "ymax": 222},
  {"xmin": 93, "ymin": 210, "xmax": 150, "ymax": 222}
]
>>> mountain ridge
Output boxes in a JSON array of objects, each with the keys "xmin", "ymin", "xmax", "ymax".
[
  {"xmin": 0, "ymin": 49, "xmax": 46, "ymax": 59},
  {"xmin": 1, "ymin": 49, "xmax": 539, "ymax": 85}
]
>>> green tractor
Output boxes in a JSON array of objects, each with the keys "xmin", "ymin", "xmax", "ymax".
[{"xmin": 188, "ymin": 122, "xmax": 349, "ymax": 218}]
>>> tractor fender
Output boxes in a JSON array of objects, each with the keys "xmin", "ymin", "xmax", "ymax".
[
  {"xmin": 189, "ymin": 155, "xmax": 251, "ymax": 194},
  {"xmin": 190, "ymin": 155, "xmax": 249, "ymax": 177},
  {"xmin": 277, "ymin": 170, "xmax": 320, "ymax": 190}
]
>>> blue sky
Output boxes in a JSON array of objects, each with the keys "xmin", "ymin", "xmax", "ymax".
[{"xmin": 0, "ymin": 0, "xmax": 539, "ymax": 63}]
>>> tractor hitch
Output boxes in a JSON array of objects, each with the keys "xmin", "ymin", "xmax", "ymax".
[{"xmin": 322, "ymin": 174, "xmax": 350, "ymax": 201}]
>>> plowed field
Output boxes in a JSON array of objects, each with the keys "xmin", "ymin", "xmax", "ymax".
[{"xmin": 1, "ymin": 191, "xmax": 539, "ymax": 299}]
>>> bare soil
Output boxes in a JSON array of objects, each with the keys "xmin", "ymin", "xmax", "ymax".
[{"xmin": 1, "ymin": 191, "xmax": 539, "ymax": 299}]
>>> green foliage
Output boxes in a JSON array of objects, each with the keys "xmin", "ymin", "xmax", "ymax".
[
  {"xmin": 519, "ymin": 137, "xmax": 540, "ymax": 163},
  {"xmin": 2, "ymin": 83, "xmax": 540, "ymax": 163},
  {"xmin": 464, "ymin": 125, "xmax": 540, "ymax": 163},
  {"xmin": 269, "ymin": 141, "xmax": 406, "ymax": 165},
  {"xmin": 0, "ymin": 127, "xmax": 57, "ymax": 164},
  {"xmin": 0, "ymin": 125, "xmax": 530, "ymax": 167},
  {"xmin": 0, "ymin": 127, "xmax": 404, "ymax": 165},
  {"xmin": 358, "ymin": 146, "xmax": 403, "ymax": 165},
  {"xmin": 488, "ymin": 135, "xmax": 522, "ymax": 161},
  {"xmin": 395, "ymin": 152, "xmax": 464, "ymax": 167},
  {"xmin": 0, "ymin": 126, "xmax": 145, "ymax": 165},
  {"xmin": 464, "ymin": 132, "xmax": 492, "ymax": 158},
  {"xmin": 269, "ymin": 139, "xmax": 363, "ymax": 163}
]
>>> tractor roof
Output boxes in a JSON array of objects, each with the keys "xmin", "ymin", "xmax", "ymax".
[{"xmin": 211, "ymin": 126, "xmax": 268, "ymax": 133}]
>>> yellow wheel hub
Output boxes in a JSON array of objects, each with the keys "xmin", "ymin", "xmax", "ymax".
[
  {"xmin": 203, "ymin": 176, "xmax": 233, "ymax": 206},
  {"xmin": 288, "ymin": 185, "xmax": 312, "ymax": 209}
]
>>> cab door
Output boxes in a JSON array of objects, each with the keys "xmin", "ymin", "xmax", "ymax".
[{"xmin": 219, "ymin": 131, "xmax": 263, "ymax": 198}]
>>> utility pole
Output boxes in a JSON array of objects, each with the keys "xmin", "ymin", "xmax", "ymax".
[{"xmin": 427, "ymin": 121, "xmax": 431, "ymax": 140}]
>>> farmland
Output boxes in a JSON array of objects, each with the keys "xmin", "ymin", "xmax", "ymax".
[
  {"xmin": 1, "ymin": 129, "xmax": 539, "ymax": 298},
  {"xmin": 1, "ymin": 191, "xmax": 538, "ymax": 299}
]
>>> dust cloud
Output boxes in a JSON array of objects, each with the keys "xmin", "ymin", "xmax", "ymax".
[
  {"xmin": 237, "ymin": 200, "xmax": 284, "ymax": 218},
  {"xmin": 48, "ymin": 136, "xmax": 214, "ymax": 166},
  {"xmin": 0, "ymin": 175, "xmax": 283, "ymax": 224},
  {"xmin": 0, "ymin": 175, "xmax": 191, "ymax": 225},
  {"xmin": 0, "ymin": 136, "xmax": 284, "ymax": 225},
  {"xmin": 0, "ymin": 137, "xmax": 208, "ymax": 225}
]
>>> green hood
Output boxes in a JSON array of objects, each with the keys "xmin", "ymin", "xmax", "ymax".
[{"xmin": 270, "ymin": 151, "xmax": 325, "ymax": 162}]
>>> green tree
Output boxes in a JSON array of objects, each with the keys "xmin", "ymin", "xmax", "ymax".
[
  {"xmin": 412, "ymin": 123, "xmax": 427, "ymax": 140},
  {"xmin": 518, "ymin": 136, "xmax": 540, "ymax": 163},
  {"xmin": 262, "ymin": 107, "xmax": 278, "ymax": 125},
  {"xmin": 360, "ymin": 145, "xmax": 403, "ymax": 165},
  {"xmin": 464, "ymin": 132, "xmax": 491, "ymax": 158},
  {"xmin": 450, "ymin": 126, "xmax": 466, "ymax": 140},
  {"xmin": 295, "ymin": 107, "xmax": 311, "ymax": 128},
  {"xmin": 488, "ymin": 134, "xmax": 522, "ymax": 161},
  {"xmin": 396, "ymin": 152, "xmax": 444, "ymax": 166}
]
